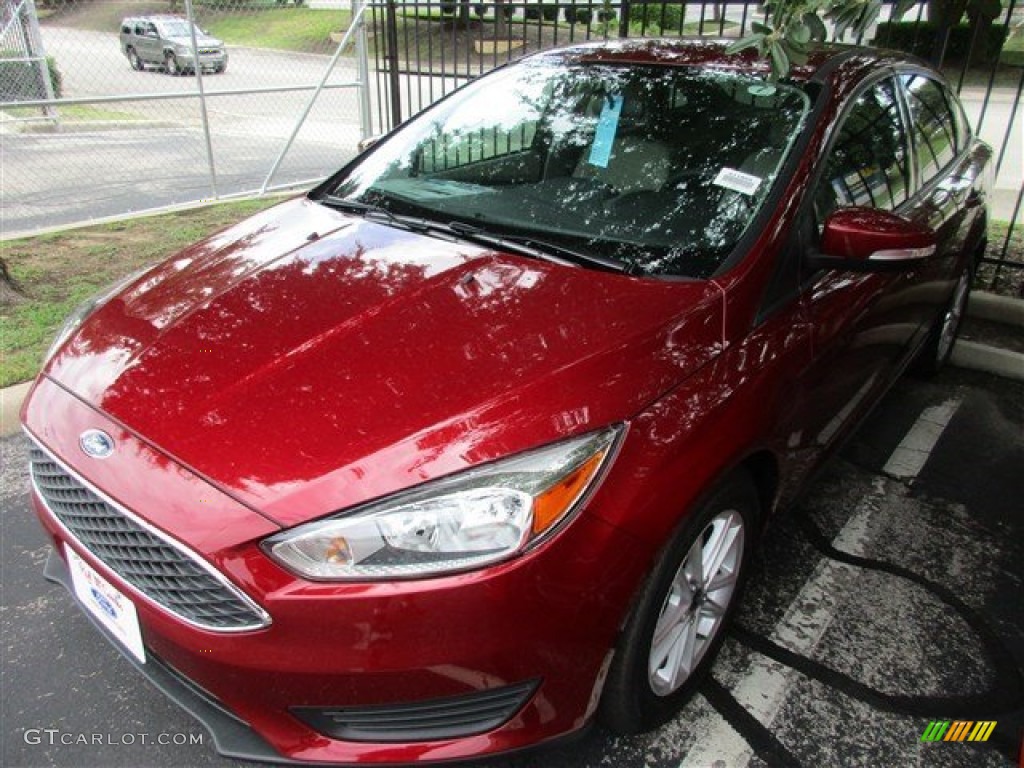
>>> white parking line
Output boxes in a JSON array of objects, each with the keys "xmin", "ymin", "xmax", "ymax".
[
  {"xmin": 883, "ymin": 399, "xmax": 962, "ymax": 480},
  {"xmin": 679, "ymin": 399, "xmax": 962, "ymax": 768}
]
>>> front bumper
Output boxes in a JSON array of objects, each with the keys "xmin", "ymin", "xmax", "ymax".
[
  {"xmin": 42, "ymin": 550, "xmax": 295, "ymax": 763},
  {"xmin": 174, "ymin": 51, "xmax": 227, "ymax": 70},
  {"xmin": 23, "ymin": 377, "xmax": 649, "ymax": 764}
]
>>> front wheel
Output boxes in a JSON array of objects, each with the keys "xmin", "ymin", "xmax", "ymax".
[
  {"xmin": 164, "ymin": 52, "xmax": 180, "ymax": 76},
  {"xmin": 599, "ymin": 472, "xmax": 758, "ymax": 734},
  {"xmin": 127, "ymin": 48, "xmax": 143, "ymax": 71}
]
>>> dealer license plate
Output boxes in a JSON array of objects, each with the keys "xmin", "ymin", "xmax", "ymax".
[{"xmin": 66, "ymin": 546, "xmax": 146, "ymax": 664}]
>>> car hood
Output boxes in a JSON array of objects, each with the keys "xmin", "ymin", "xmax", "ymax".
[
  {"xmin": 167, "ymin": 34, "xmax": 223, "ymax": 48},
  {"xmin": 46, "ymin": 197, "xmax": 725, "ymax": 527}
]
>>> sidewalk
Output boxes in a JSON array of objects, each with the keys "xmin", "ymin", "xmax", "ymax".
[{"xmin": 3, "ymin": 292, "xmax": 1021, "ymax": 437}]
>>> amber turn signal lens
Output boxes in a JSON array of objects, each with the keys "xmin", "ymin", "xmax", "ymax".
[{"xmin": 532, "ymin": 450, "xmax": 607, "ymax": 535}]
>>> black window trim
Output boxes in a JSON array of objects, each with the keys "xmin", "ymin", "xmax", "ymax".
[
  {"xmin": 750, "ymin": 61, "xmax": 977, "ymax": 328},
  {"xmin": 791, "ymin": 68, "xmax": 913, "ymax": 294},
  {"xmin": 751, "ymin": 69, "xmax": 906, "ymax": 325}
]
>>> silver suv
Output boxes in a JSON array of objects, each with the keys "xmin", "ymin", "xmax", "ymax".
[{"xmin": 120, "ymin": 15, "xmax": 228, "ymax": 75}]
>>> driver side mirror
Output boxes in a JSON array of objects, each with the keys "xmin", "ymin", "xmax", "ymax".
[{"xmin": 808, "ymin": 208, "xmax": 936, "ymax": 272}]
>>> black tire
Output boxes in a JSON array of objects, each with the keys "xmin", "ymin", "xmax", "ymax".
[
  {"xmin": 914, "ymin": 262, "xmax": 972, "ymax": 376},
  {"xmin": 127, "ymin": 48, "xmax": 144, "ymax": 71},
  {"xmin": 599, "ymin": 471, "xmax": 758, "ymax": 734},
  {"xmin": 164, "ymin": 52, "xmax": 180, "ymax": 76},
  {"xmin": 214, "ymin": 62, "xmax": 226, "ymax": 74}
]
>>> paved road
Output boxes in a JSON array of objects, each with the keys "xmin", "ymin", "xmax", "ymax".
[
  {"xmin": 2, "ymin": 122, "xmax": 358, "ymax": 234},
  {"xmin": 2, "ymin": 366, "xmax": 1021, "ymax": 768},
  {"xmin": 2, "ymin": 26, "xmax": 366, "ymax": 236},
  {"xmin": 41, "ymin": 26, "xmax": 362, "ymax": 102}
]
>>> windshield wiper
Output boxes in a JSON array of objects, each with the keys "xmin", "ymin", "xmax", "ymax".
[
  {"xmin": 446, "ymin": 221, "xmax": 629, "ymax": 274},
  {"xmin": 322, "ymin": 197, "xmax": 629, "ymax": 274},
  {"xmin": 321, "ymin": 196, "xmax": 435, "ymax": 235}
]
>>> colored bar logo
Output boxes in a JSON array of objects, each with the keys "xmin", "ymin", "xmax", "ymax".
[{"xmin": 921, "ymin": 721, "xmax": 996, "ymax": 742}]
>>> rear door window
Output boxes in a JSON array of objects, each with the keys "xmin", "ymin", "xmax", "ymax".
[{"xmin": 901, "ymin": 74, "xmax": 959, "ymax": 187}]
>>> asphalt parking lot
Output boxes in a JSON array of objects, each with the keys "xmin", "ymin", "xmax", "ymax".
[{"xmin": 2, "ymin": 367, "xmax": 1021, "ymax": 768}]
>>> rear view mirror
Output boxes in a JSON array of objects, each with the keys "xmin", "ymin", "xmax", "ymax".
[{"xmin": 809, "ymin": 208, "xmax": 936, "ymax": 272}]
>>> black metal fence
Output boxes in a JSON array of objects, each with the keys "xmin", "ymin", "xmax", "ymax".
[{"xmin": 365, "ymin": 0, "xmax": 1024, "ymax": 289}]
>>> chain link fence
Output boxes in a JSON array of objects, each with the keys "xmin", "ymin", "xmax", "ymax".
[{"xmin": 2, "ymin": 0, "xmax": 371, "ymax": 235}]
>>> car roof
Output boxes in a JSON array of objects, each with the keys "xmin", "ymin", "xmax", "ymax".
[
  {"xmin": 125, "ymin": 14, "xmax": 188, "ymax": 23},
  {"xmin": 529, "ymin": 38, "xmax": 920, "ymax": 85}
]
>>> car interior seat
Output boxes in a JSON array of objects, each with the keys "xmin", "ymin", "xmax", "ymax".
[{"xmin": 571, "ymin": 87, "xmax": 672, "ymax": 195}]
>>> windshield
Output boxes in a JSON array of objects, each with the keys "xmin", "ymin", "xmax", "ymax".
[
  {"xmin": 322, "ymin": 61, "xmax": 810, "ymax": 277},
  {"xmin": 159, "ymin": 20, "xmax": 198, "ymax": 38}
]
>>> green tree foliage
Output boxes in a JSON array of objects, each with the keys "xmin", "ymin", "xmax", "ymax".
[{"xmin": 727, "ymin": 0, "xmax": 1001, "ymax": 80}]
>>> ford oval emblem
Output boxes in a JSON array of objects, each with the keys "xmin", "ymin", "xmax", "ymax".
[{"xmin": 80, "ymin": 429, "xmax": 115, "ymax": 459}]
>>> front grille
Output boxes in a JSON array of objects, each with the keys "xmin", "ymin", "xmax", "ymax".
[
  {"xmin": 199, "ymin": 49, "xmax": 220, "ymax": 55},
  {"xmin": 29, "ymin": 444, "xmax": 269, "ymax": 632},
  {"xmin": 292, "ymin": 680, "xmax": 539, "ymax": 742}
]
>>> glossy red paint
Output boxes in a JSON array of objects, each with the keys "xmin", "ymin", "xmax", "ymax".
[
  {"xmin": 821, "ymin": 208, "xmax": 937, "ymax": 261},
  {"xmin": 44, "ymin": 196, "xmax": 724, "ymax": 526},
  {"xmin": 22, "ymin": 39, "xmax": 991, "ymax": 764},
  {"xmin": 25, "ymin": 375, "xmax": 652, "ymax": 763}
]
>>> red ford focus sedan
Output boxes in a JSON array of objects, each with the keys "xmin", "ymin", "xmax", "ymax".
[{"xmin": 22, "ymin": 39, "xmax": 990, "ymax": 764}]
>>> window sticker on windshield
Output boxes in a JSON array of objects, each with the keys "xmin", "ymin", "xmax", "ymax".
[
  {"xmin": 713, "ymin": 167, "xmax": 762, "ymax": 196},
  {"xmin": 587, "ymin": 95, "xmax": 624, "ymax": 169}
]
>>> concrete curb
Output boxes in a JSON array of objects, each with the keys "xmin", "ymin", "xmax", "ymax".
[
  {"xmin": 0, "ymin": 117, "xmax": 174, "ymax": 136},
  {"xmin": 3, "ymin": 189, "xmax": 298, "ymax": 242},
  {"xmin": 950, "ymin": 340, "xmax": 1024, "ymax": 381},
  {"xmin": 3, "ymin": 292, "xmax": 1022, "ymax": 438},
  {"xmin": 1, "ymin": 381, "xmax": 31, "ymax": 438},
  {"xmin": 14, "ymin": 121, "xmax": 179, "ymax": 135},
  {"xmin": 970, "ymin": 291, "xmax": 1024, "ymax": 328}
]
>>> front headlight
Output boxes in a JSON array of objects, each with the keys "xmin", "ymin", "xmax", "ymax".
[
  {"xmin": 44, "ymin": 268, "xmax": 150, "ymax": 364},
  {"xmin": 265, "ymin": 426, "xmax": 623, "ymax": 580}
]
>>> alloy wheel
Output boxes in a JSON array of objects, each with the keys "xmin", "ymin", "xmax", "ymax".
[
  {"xmin": 648, "ymin": 510, "xmax": 745, "ymax": 696},
  {"xmin": 936, "ymin": 270, "xmax": 970, "ymax": 363}
]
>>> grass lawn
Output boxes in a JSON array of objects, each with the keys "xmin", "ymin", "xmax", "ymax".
[
  {"xmin": 3, "ymin": 104, "xmax": 142, "ymax": 123},
  {"xmin": 977, "ymin": 220, "xmax": 1024, "ymax": 296},
  {"xmin": 1001, "ymin": 27, "xmax": 1024, "ymax": 67},
  {"xmin": 205, "ymin": 8, "xmax": 351, "ymax": 54},
  {"xmin": 45, "ymin": 2, "xmax": 351, "ymax": 55},
  {"xmin": 1, "ymin": 197, "xmax": 283, "ymax": 388}
]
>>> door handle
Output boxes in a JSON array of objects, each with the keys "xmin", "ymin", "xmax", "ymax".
[{"xmin": 933, "ymin": 177, "xmax": 973, "ymax": 208}]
